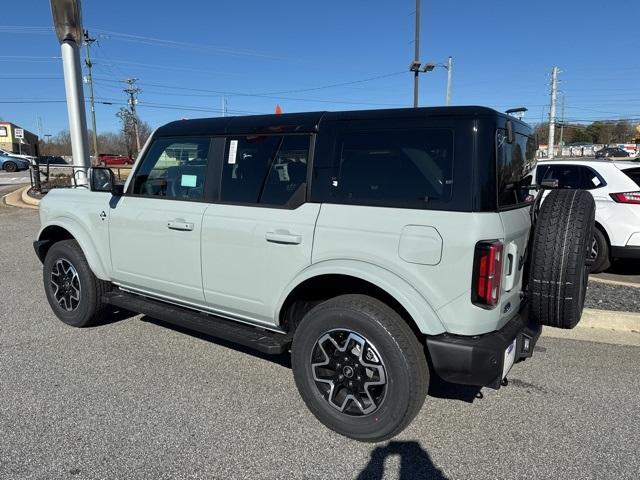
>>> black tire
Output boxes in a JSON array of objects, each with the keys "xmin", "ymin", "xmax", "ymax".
[
  {"xmin": 3, "ymin": 161, "xmax": 17, "ymax": 173},
  {"xmin": 589, "ymin": 228, "xmax": 611, "ymax": 273},
  {"xmin": 528, "ymin": 189, "xmax": 595, "ymax": 329},
  {"xmin": 291, "ymin": 294, "xmax": 428, "ymax": 442},
  {"xmin": 43, "ymin": 239, "xmax": 111, "ymax": 327}
]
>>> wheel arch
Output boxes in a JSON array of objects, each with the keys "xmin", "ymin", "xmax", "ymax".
[
  {"xmin": 276, "ymin": 260, "xmax": 445, "ymax": 336},
  {"xmin": 36, "ymin": 219, "xmax": 110, "ymax": 280}
]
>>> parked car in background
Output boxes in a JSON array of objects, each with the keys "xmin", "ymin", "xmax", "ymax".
[
  {"xmin": 36, "ymin": 155, "xmax": 68, "ymax": 165},
  {"xmin": 595, "ymin": 147, "xmax": 630, "ymax": 159},
  {"xmin": 98, "ymin": 153, "xmax": 134, "ymax": 166},
  {"xmin": 0, "ymin": 148, "xmax": 35, "ymax": 162},
  {"xmin": 536, "ymin": 159, "xmax": 640, "ymax": 272},
  {"xmin": 1, "ymin": 152, "xmax": 31, "ymax": 172}
]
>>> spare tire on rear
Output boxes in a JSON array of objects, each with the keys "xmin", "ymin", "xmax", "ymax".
[{"xmin": 528, "ymin": 189, "xmax": 595, "ymax": 329}]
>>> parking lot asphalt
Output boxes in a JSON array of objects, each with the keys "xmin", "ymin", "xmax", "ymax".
[
  {"xmin": 0, "ymin": 171, "xmax": 30, "ymax": 190},
  {"xmin": 1, "ymin": 204, "xmax": 639, "ymax": 480}
]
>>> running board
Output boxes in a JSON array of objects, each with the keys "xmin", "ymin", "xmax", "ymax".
[{"xmin": 104, "ymin": 291, "xmax": 291, "ymax": 354}]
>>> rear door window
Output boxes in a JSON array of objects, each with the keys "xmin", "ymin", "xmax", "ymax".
[
  {"xmin": 496, "ymin": 130, "xmax": 537, "ymax": 208},
  {"xmin": 221, "ymin": 135, "xmax": 310, "ymax": 206},
  {"xmin": 536, "ymin": 164, "xmax": 605, "ymax": 190},
  {"xmin": 331, "ymin": 128, "xmax": 454, "ymax": 208}
]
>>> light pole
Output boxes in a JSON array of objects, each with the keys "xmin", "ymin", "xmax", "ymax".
[
  {"xmin": 445, "ymin": 56, "xmax": 453, "ymax": 106},
  {"xmin": 50, "ymin": 0, "xmax": 90, "ymax": 183}
]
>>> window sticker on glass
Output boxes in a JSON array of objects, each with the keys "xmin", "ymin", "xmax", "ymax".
[
  {"xmin": 228, "ymin": 140, "xmax": 238, "ymax": 164},
  {"xmin": 181, "ymin": 174, "xmax": 197, "ymax": 188},
  {"xmin": 592, "ymin": 176, "xmax": 601, "ymax": 187}
]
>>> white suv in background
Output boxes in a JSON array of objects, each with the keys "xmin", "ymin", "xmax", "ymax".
[{"xmin": 536, "ymin": 159, "xmax": 640, "ymax": 272}]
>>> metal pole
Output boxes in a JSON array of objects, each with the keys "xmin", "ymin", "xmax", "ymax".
[
  {"xmin": 548, "ymin": 66, "xmax": 558, "ymax": 160},
  {"xmin": 84, "ymin": 30, "xmax": 98, "ymax": 163},
  {"xmin": 413, "ymin": 0, "xmax": 420, "ymax": 108},
  {"xmin": 558, "ymin": 95, "xmax": 565, "ymax": 158},
  {"xmin": 60, "ymin": 39, "xmax": 90, "ymax": 182},
  {"xmin": 446, "ymin": 56, "xmax": 453, "ymax": 106}
]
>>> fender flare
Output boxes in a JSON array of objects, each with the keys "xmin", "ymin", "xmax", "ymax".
[
  {"xmin": 276, "ymin": 259, "xmax": 446, "ymax": 335},
  {"xmin": 37, "ymin": 217, "xmax": 110, "ymax": 280}
]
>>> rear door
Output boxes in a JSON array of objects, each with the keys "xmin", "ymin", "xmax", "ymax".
[
  {"xmin": 496, "ymin": 129, "xmax": 536, "ymax": 320},
  {"xmin": 200, "ymin": 134, "xmax": 319, "ymax": 327}
]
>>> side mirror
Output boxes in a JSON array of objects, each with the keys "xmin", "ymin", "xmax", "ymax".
[{"xmin": 90, "ymin": 167, "xmax": 123, "ymax": 195}]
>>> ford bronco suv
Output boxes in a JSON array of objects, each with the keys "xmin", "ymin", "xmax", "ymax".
[{"xmin": 34, "ymin": 107, "xmax": 595, "ymax": 442}]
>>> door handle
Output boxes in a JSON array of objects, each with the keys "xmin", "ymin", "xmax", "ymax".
[
  {"xmin": 167, "ymin": 220, "xmax": 195, "ymax": 231},
  {"xmin": 265, "ymin": 231, "xmax": 302, "ymax": 245},
  {"xmin": 502, "ymin": 242, "xmax": 518, "ymax": 292}
]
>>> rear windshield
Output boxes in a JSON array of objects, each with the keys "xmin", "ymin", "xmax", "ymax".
[
  {"xmin": 622, "ymin": 167, "xmax": 640, "ymax": 187},
  {"xmin": 496, "ymin": 130, "xmax": 536, "ymax": 208}
]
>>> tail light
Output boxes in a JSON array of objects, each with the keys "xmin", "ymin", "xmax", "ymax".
[
  {"xmin": 472, "ymin": 241, "xmax": 503, "ymax": 308},
  {"xmin": 610, "ymin": 192, "xmax": 640, "ymax": 204}
]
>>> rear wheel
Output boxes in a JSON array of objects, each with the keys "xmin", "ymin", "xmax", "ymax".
[
  {"xmin": 3, "ymin": 161, "xmax": 17, "ymax": 173},
  {"xmin": 589, "ymin": 228, "xmax": 611, "ymax": 273},
  {"xmin": 43, "ymin": 239, "xmax": 111, "ymax": 327},
  {"xmin": 291, "ymin": 294, "xmax": 428, "ymax": 442}
]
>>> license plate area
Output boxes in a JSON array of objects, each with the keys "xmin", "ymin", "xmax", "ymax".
[{"xmin": 502, "ymin": 338, "xmax": 517, "ymax": 379}]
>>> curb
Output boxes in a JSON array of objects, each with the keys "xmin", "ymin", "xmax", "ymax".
[
  {"xmin": 21, "ymin": 186, "xmax": 40, "ymax": 206},
  {"xmin": 2, "ymin": 186, "xmax": 38, "ymax": 210},
  {"xmin": 579, "ymin": 308, "xmax": 640, "ymax": 332},
  {"xmin": 589, "ymin": 276, "xmax": 640, "ymax": 289}
]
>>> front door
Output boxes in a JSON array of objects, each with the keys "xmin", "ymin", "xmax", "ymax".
[
  {"xmin": 201, "ymin": 134, "xmax": 319, "ymax": 326},
  {"xmin": 109, "ymin": 137, "xmax": 212, "ymax": 305}
]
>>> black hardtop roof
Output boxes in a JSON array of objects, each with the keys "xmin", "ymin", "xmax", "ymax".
[{"xmin": 154, "ymin": 106, "xmax": 524, "ymax": 137}]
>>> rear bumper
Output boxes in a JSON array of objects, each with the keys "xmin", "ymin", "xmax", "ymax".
[
  {"xmin": 425, "ymin": 309, "xmax": 541, "ymax": 389},
  {"xmin": 611, "ymin": 245, "xmax": 640, "ymax": 260}
]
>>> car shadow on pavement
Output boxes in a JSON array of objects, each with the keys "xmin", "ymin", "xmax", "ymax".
[
  {"xmin": 357, "ymin": 441, "xmax": 448, "ymax": 480},
  {"xmin": 93, "ymin": 306, "xmax": 139, "ymax": 327},
  {"xmin": 427, "ymin": 374, "xmax": 483, "ymax": 403},
  {"xmin": 140, "ymin": 316, "xmax": 292, "ymax": 368}
]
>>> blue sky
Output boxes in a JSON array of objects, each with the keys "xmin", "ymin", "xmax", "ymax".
[{"xmin": 1, "ymin": 0, "xmax": 639, "ymax": 137}]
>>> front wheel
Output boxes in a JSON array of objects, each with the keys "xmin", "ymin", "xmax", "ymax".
[
  {"xmin": 43, "ymin": 239, "xmax": 111, "ymax": 327},
  {"xmin": 291, "ymin": 294, "xmax": 428, "ymax": 442}
]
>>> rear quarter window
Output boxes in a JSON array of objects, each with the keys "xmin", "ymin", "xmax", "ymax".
[
  {"xmin": 622, "ymin": 167, "xmax": 640, "ymax": 187},
  {"xmin": 330, "ymin": 128, "xmax": 454, "ymax": 208}
]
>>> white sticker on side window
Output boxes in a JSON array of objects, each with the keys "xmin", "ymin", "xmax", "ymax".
[
  {"xmin": 228, "ymin": 140, "xmax": 238, "ymax": 164},
  {"xmin": 181, "ymin": 174, "xmax": 197, "ymax": 188},
  {"xmin": 592, "ymin": 176, "xmax": 601, "ymax": 186}
]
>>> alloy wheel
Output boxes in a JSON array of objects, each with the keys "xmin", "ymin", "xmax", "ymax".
[
  {"xmin": 50, "ymin": 258, "xmax": 81, "ymax": 311},
  {"xmin": 310, "ymin": 329, "xmax": 387, "ymax": 416}
]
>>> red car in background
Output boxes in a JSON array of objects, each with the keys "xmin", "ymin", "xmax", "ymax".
[{"xmin": 98, "ymin": 153, "xmax": 134, "ymax": 166}]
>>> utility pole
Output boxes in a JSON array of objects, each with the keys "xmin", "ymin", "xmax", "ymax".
[
  {"xmin": 123, "ymin": 78, "xmax": 141, "ymax": 153},
  {"xmin": 558, "ymin": 95, "xmax": 565, "ymax": 158},
  {"xmin": 548, "ymin": 66, "xmax": 558, "ymax": 159},
  {"xmin": 221, "ymin": 95, "xmax": 227, "ymax": 117},
  {"xmin": 445, "ymin": 56, "xmax": 453, "ymax": 106},
  {"xmin": 83, "ymin": 29, "xmax": 99, "ymax": 163},
  {"xmin": 413, "ymin": 0, "xmax": 421, "ymax": 107}
]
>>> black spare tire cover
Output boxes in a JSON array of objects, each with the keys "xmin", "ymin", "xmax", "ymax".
[{"xmin": 528, "ymin": 189, "xmax": 595, "ymax": 329}]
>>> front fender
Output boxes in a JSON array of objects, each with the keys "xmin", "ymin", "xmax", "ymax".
[
  {"xmin": 37, "ymin": 217, "xmax": 110, "ymax": 280},
  {"xmin": 276, "ymin": 259, "xmax": 446, "ymax": 335}
]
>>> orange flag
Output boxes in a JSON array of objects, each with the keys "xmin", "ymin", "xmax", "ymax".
[{"xmin": 274, "ymin": 104, "xmax": 283, "ymax": 114}]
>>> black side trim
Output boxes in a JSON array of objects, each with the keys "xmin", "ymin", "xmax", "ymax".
[
  {"xmin": 104, "ymin": 291, "xmax": 291, "ymax": 354},
  {"xmin": 426, "ymin": 309, "xmax": 541, "ymax": 389},
  {"xmin": 611, "ymin": 245, "xmax": 640, "ymax": 259}
]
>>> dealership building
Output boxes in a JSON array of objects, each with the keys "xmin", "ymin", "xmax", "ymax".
[{"xmin": 0, "ymin": 121, "xmax": 39, "ymax": 156}]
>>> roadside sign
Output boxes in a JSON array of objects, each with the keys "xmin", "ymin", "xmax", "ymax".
[{"xmin": 14, "ymin": 128, "xmax": 24, "ymax": 139}]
